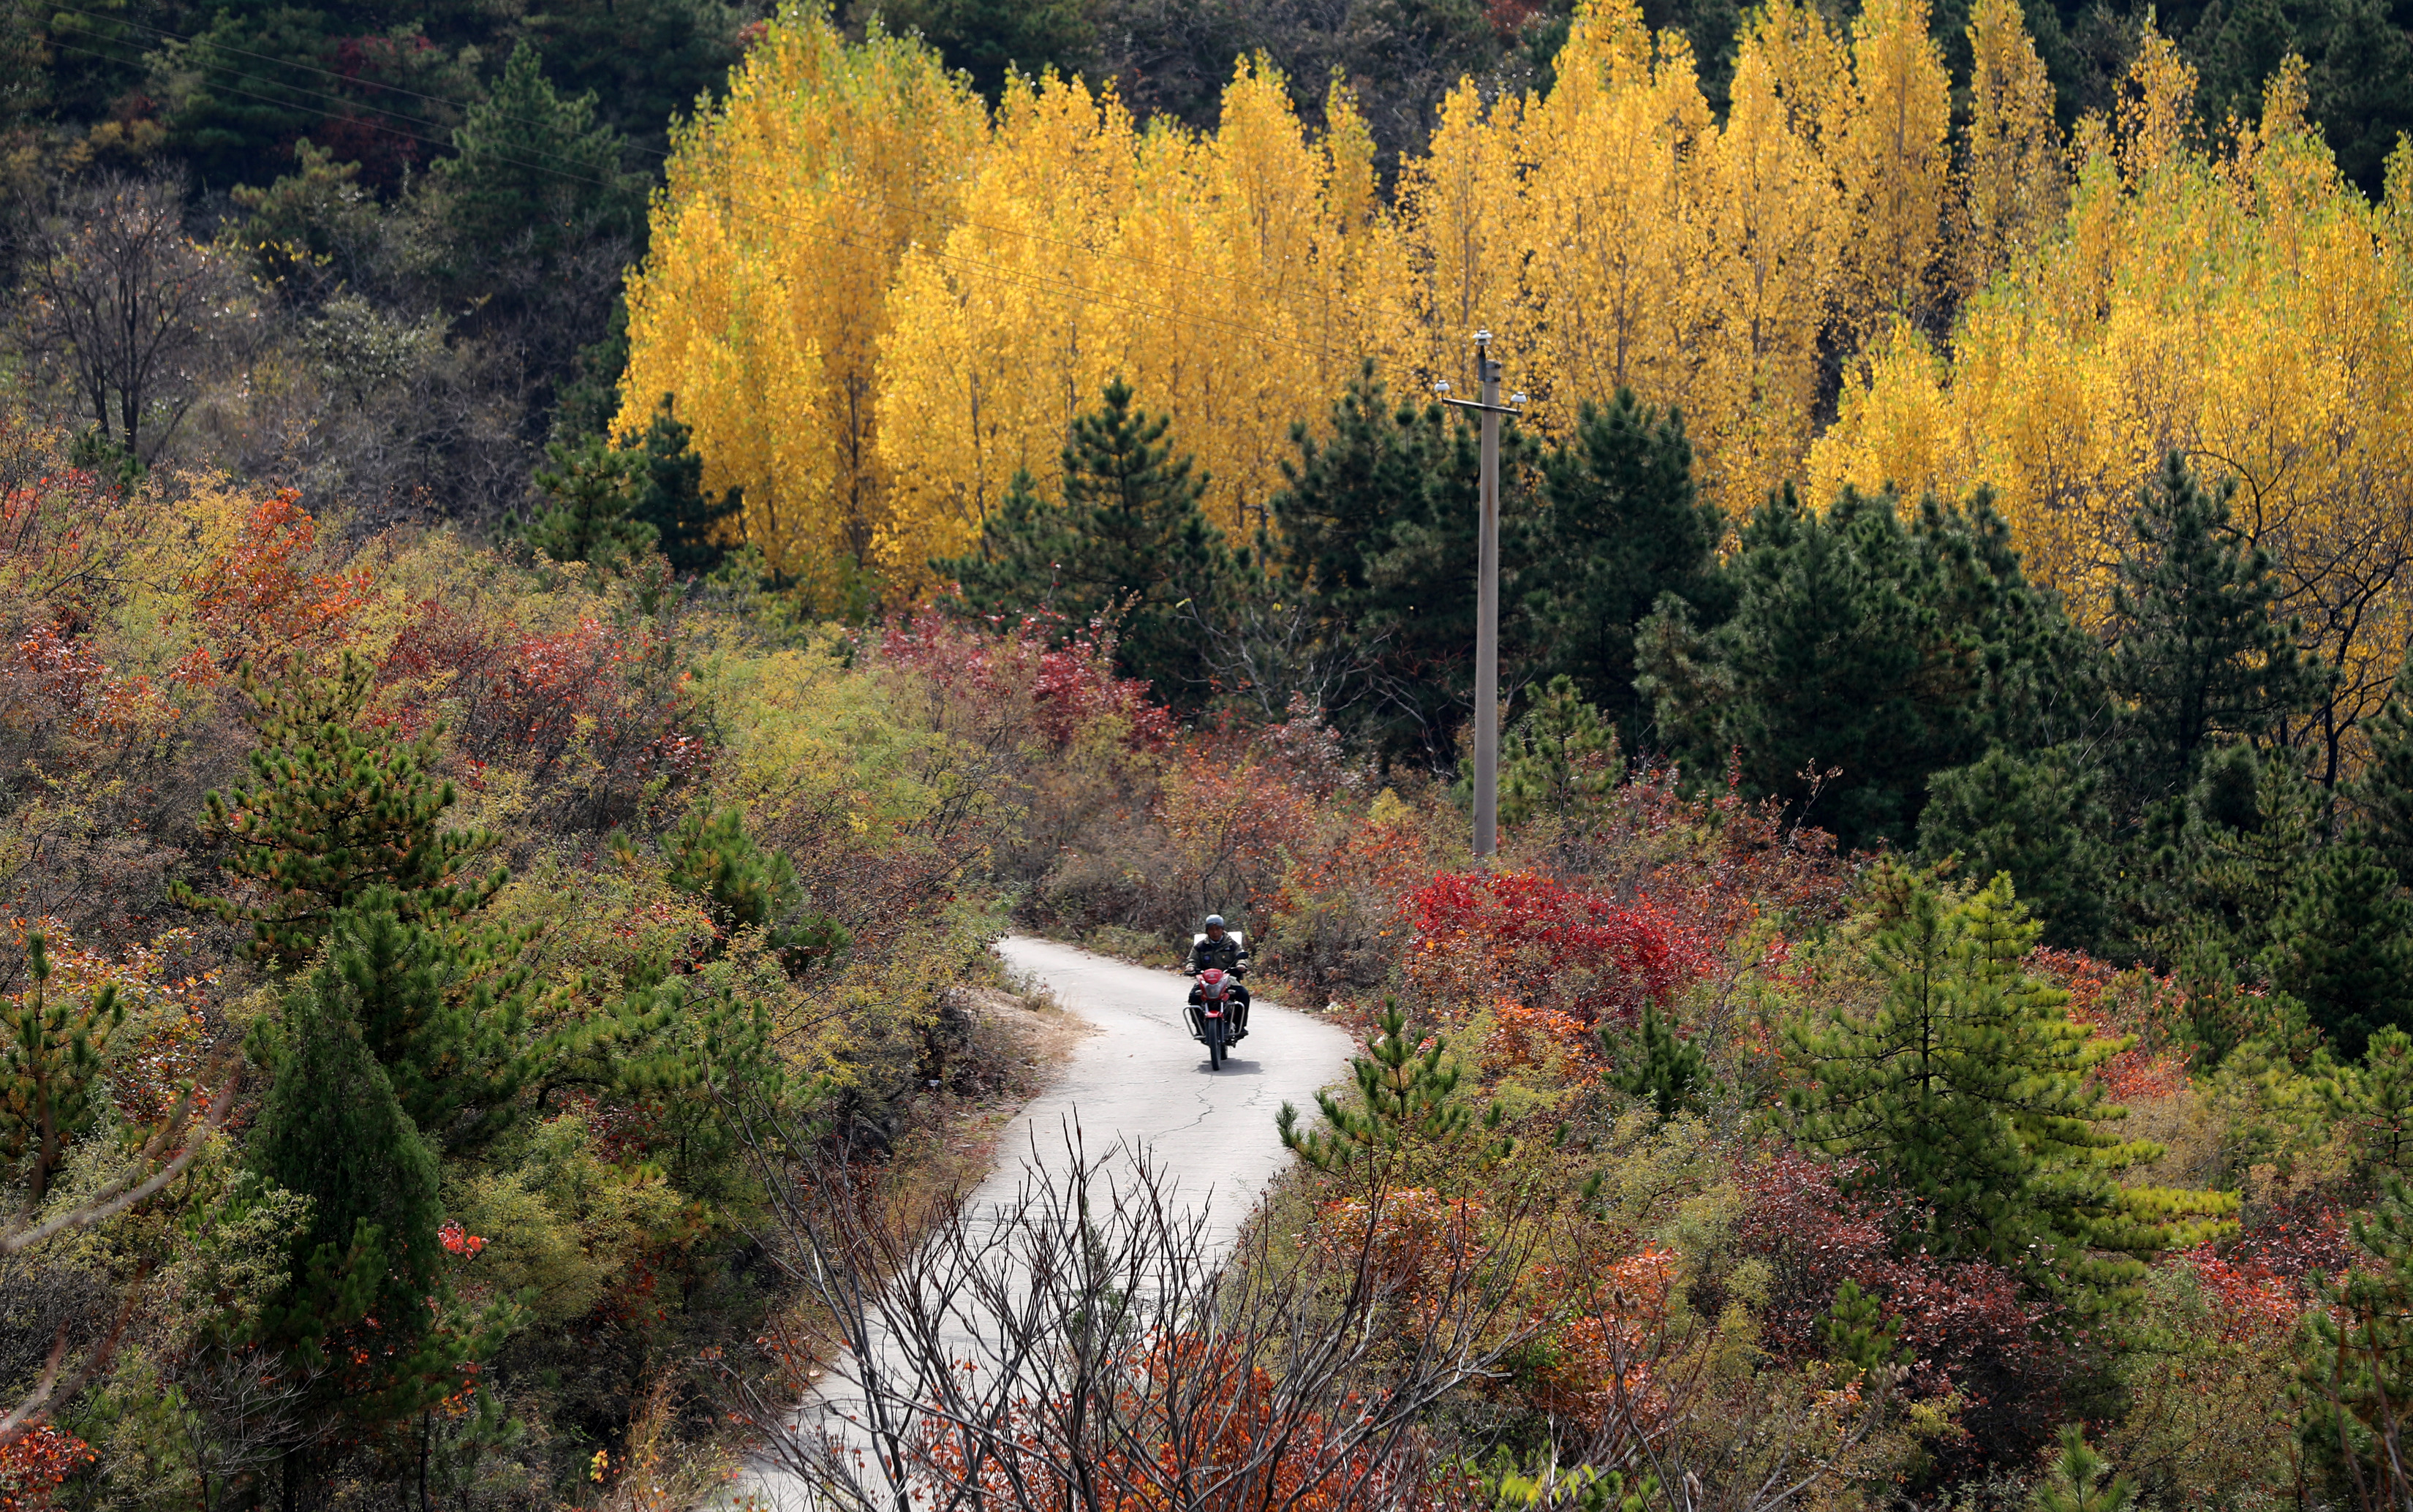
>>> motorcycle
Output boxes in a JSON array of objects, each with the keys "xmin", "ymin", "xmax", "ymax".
[{"xmin": 1190, "ymin": 967, "xmax": 1239, "ymax": 1070}]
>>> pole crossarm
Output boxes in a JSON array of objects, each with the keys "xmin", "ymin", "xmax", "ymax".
[{"xmin": 1439, "ymin": 397, "xmax": 1525, "ymax": 417}]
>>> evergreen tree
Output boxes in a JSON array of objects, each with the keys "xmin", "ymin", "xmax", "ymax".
[
  {"xmin": 1819, "ymin": 1277, "xmax": 1908, "ymax": 1377},
  {"xmin": 247, "ymin": 964, "xmax": 477, "ymax": 1441},
  {"xmin": 429, "ymin": 42, "xmax": 643, "ymax": 276},
  {"xmin": 2030, "ymin": 1426, "xmax": 2137, "ymax": 1512},
  {"xmin": 521, "ymin": 433, "xmax": 657, "ymax": 570},
  {"xmin": 2262, "ymin": 842, "xmax": 2413, "ymax": 1059},
  {"xmin": 2108, "ymin": 452, "xmax": 2324, "ymax": 809},
  {"xmin": 1522, "ymin": 388, "xmax": 1729, "ymax": 740},
  {"xmin": 2122, "ymin": 742, "xmax": 2325, "ymax": 968},
  {"xmin": 1498, "ymin": 675, "xmax": 1620, "ymax": 827},
  {"xmin": 1786, "ymin": 872, "xmax": 2235, "ymax": 1310},
  {"xmin": 1919, "ymin": 744, "xmax": 2115, "ymax": 952},
  {"xmin": 2348, "ymin": 648, "xmax": 2413, "ymax": 885},
  {"xmin": 321, "ymin": 890, "xmax": 540, "ymax": 1152},
  {"xmin": 1605, "ymin": 1002, "xmax": 1707, "ymax": 1120},
  {"xmin": 0, "ymin": 932, "xmax": 121, "ymax": 1209},
  {"xmin": 1276, "ymin": 1002, "xmax": 1510, "ymax": 1186},
  {"xmin": 2324, "ymin": 1026, "xmax": 2413, "ymax": 1183},
  {"xmin": 935, "ymin": 378, "xmax": 1239, "ymax": 709},
  {"xmin": 1640, "ymin": 486, "xmax": 2083, "ymax": 850},
  {"xmin": 624, "ymin": 393, "xmax": 741, "ymax": 576},
  {"xmin": 175, "ymin": 657, "xmax": 505, "ymax": 966},
  {"xmin": 2301, "ymin": 1176, "xmax": 2413, "ymax": 1505},
  {"xmin": 880, "ymin": 0, "xmax": 1096, "ymax": 97}
]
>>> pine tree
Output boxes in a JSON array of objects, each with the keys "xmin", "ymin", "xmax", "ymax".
[
  {"xmin": 1499, "ymin": 675, "xmax": 1620, "ymax": 828},
  {"xmin": 1639, "ymin": 485, "xmax": 2078, "ymax": 850},
  {"xmin": 935, "ymin": 379, "xmax": 1239, "ymax": 709},
  {"xmin": 625, "ymin": 393, "xmax": 741, "ymax": 577},
  {"xmin": 2262, "ymin": 843, "xmax": 2413, "ymax": 1060},
  {"xmin": 1786, "ymin": 872, "xmax": 2235, "ymax": 1309},
  {"xmin": 1522, "ymin": 389, "xmax": 1729, "ymax": 739},
  {"xmin": 1605, "ymin": 1002, "xmax": 1706, "ymax": 1120},
  {"xmin": 1819, "ymin": 1277, "xmax": 1907, "ymax": 1376},
  {"xmin": 1918, "ymin": 743, "xmax": 2114, "ymax": 953},
  {"xmin": 247, "ymin": 963, "xmax": 477, "ymax": 1439},
  {"xmin": 521, "ymin": 434, "xmax": 657, "ymax": 571},
  {"xmin": 2349, "ymin": 648, "xmax": 2413, "ymax": 885},
  {"xmin": 2030, "ymin": 1426, "xmax": 2137, "ymax": 1512},
  {"xmin": 321, "ymin": 891, "xmax": 539, "ymax": 1152},
  {"xmin": 0, "ymin": 932, "xmax": 121, "ymax": 1209},
  {"xmin": 2301, "ymin": 1176, "xmax": 2413, "ymax": 1505},
  {"xmin": 175, "ymin": 656, "xmax": 505, "ymax": 966},
  {"xmin": 1277, "ymin": 1002, "xmax": 1509, "ymax": 1187},
  {"xmin": 2325, "ymin": 1027, "xmax": 2413, "ymax": 1183},
  {"xmin": 2110, "ymin": 453, "xmax": 2325, "ymax": 807},
  {"xmin": 431, "ymin": 42, "xmax": 641, "ymax": 275}
]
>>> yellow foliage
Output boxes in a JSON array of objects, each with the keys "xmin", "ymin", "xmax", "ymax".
[
  {"xmin": 618, "ymin": 10, "xmax": 986, "ymax": 601},
  {"xmin": 1812, "ymin": 45, "xmax": 2413, "ymax": 779}
]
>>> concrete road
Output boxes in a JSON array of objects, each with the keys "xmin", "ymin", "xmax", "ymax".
[{"xmin": 723, "ymin": 935, "xmax": 1356, "ymax": 1507}]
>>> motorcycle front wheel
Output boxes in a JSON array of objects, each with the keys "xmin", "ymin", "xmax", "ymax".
[{"xmin": 1206, "ymin": 1016, "xmax": 1226, "ymax": 1070}]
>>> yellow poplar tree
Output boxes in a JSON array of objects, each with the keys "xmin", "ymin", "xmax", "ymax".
[
  {"xmin": 1956, "ymin": 0, "xmax": 2065, "ymax": 295},
  {"xmin": 1829, "ymin": 0, "xmax": 1952, "ymax": 335},
  {"xmin": 619, "ymin": 10, "xmax": 985, "ymax": 600},
  {"xmin": 1812, "ymin": 48, "xmax": 2413, "ymax": 786}
]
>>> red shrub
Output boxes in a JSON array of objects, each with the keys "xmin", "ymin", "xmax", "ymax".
[
  {"xmin": 170, "ymin": 490, "xmax": 371, "ymax": 686},
  {"xmin": 0, "ymin": 1424, "xmax": 96, "ymax": 1511},
  {"xmin": 877, "ymin": 611, "xmax": 1174, "ymax": 752},
  {"xmin": 1403, "ymin": 869, "xmax": 1717, "ymax": 1030}
]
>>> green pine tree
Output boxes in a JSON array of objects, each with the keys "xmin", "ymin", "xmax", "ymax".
[
  {"xmin": 2263, "ymin": 842, "xmax": 2413, "ymax": 1060},
  {"xmin": 247, "ymin": 964, "xmax": 486, "ymax": 1443},
  {"xmin": 0, "ymin": 932, "xmax": 121, "ymax": 1209},
  {"xmin": 1639, "ymin": 485, "xmax": 2087, "ymax": 850},
  {"xmin": 521, "ymin": 432, "xmax": 657, "ymax": 571},
  {"xmin": 2325, "ymin": 1026, "xmax": 2413, "ymax": 1184},
  {"xmin": 1522, "ymin": 388, "xmax": 1729, "ymax": 741},
  {"xmin": 430, "ymin": 42, "xmax": 642, "ymax": 276},
  {"xmin": 1604, "ymin": 1002, "xmax": 1706, "ymax": 1121},
  {"xmin": 624, "ymin": 393, "xmax": 741, "ymax": 576},
  {"xmin": 2030, "ymin": 1426, "xmax": 2137, "ymax": 1512},
  {"xmin": 1264, "ymin": 364, "xmax": 1533, "ymax": 763},
  {"xmin": 1918, "ymin": 743, "xmax": 2115, "ymax": 953},
  {"xmin": 174, "ymin": 656, "xmax": 505, "ymax": 966},
  {"xmin": 1277, "ymin": 1001, "xmax": 1510, "ymax": 1185},
  {"xmin": 2108, "ymin": 452, "xmax": 2325, "ymax": 808},
  {"xmin": 2300, "ymin": 1176, "xmax": 2413, "ymax": 1506},
  {"xmin": 1498, "ymin": 675, "xmax": 1620, "ymax": 828},
  {"xmin": 1785, "ymin": 871, "xmax": 2236, "ymax": 1310},
  {"xmin": 320, "ymin": 890, "xmax": 540, "ymax": 1152},
  {"xmin": 880, "ymin": 0, "xmax": 1095, "ymax": 97},
  {"xmin": 1819, "ymin": 1277, "xmax": 1908, "ymax": 1377},
  {"xmin": 935, "ymin": 378, "xmax": 1239, "ymax": 709},
  {"xmin": 2349, "ymin": 648, "xmax": 2413, "ymax": 885}
]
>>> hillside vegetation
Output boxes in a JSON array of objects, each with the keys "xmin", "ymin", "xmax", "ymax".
[{"xmin": 5, "ymin": 0, "xmax": 2413, "ymax": 1508}]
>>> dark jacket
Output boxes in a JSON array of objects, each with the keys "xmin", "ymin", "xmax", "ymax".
[{"xmin": 1187, "ymin": 933, "xmax": 1247, "ymax": 975}]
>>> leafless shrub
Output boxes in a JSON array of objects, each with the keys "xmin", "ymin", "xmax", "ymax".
[{"xmin": 10, "ymin": 174, "xmax": 260, "ymax": 461}]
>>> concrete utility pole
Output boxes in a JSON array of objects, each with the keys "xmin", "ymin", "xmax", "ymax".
[{"xmin": 1436, "ymin": 330, "xmax": 1524, "ymax": 860}]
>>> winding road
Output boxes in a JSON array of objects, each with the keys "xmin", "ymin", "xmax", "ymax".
[{"xmin": 725, "ymin": 935, "xmax": 1358, "ymax": 1508}]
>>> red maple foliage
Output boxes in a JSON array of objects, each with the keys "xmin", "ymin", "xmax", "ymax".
[
  {"xmin": 170, "ymin": 490, "xmax": 371, "ymax": 687},
  {"xmin": 0, "ymin": 1424, "xmax": 96, "ymax": 1511},
  {"xmin": 1403, "ymin": 869, "xmax": 1718, "ymax": 1032}
]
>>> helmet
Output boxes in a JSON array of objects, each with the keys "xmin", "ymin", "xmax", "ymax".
[{"xmin": 1204, "ymin": 915, "xmax": 1226, "ymax": 930}]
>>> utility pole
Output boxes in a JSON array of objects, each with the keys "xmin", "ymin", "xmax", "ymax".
[{"xmin": 1436, "ymin": 330, "xmax": 1524, "ymax": 860}]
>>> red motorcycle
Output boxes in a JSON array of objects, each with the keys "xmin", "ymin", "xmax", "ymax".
[{"xmin": 1190, "ymin": 967, "xmax": 1237, "ymax": 1070}]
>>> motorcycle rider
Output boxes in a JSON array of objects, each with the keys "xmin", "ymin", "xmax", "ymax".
[{"xmin": 1186, "ymin": 914, "xmax": 1250, "ymax": 1040}]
